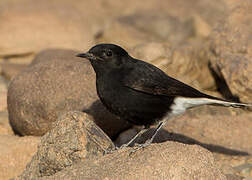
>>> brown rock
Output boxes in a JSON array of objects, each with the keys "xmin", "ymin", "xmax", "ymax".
[
  {"xmin": 17, "ymin": 111, "xmax": 114, "ymax": 179},
  {"xmin": 115, "ymin": 109, "xmax": 252, "ymax": 179},
  {"xmin": 38, "ymin": 142, "xmax": 226, "ymax": 180},
  {"xmin": 163, "ymin": 112, "xmax": 252, "ymax": 154},
  {"xmin": 209, "ymin": 0, "xmax": 252, "ymax": 102},
  {"xmin": 7, "ymin": 49, "xmax": 129, "ymax": 137},
  {"xmin": 1, "ymin": 63, "xmax": 28, "ymax": 80},
  {"xmin": 98, "ymin": 0, "xmax": 229, "ymax": 48},
  {"xmin": 99, "ymin": 12, "xmax": 194, "ymax": 47},
  {"xmin": 0, "ymin": 0, "xmax": 94, "ymax": 57},
  {"xmin": 0, "ymin": 135, "xmax": 39, "ymax": 180}
]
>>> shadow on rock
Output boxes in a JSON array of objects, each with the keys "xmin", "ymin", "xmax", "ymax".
[
  {"xmin": 121, "ymin": 128, "xmax": 250, "ymax": 156},
  {"xmin": 83, "ymin": 100, "xmax": 132, "ymax": 140}
]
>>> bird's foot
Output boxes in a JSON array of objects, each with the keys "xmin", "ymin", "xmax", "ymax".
[
  {"xmin": 103, "ymin": 148, "xmax": 117, "ymax": 154},
  {"xmin": 103, "ymin": 144, "xmax": 130, "ymax": 154},
  {"xmin": 130, "ymin": 139, "xmax": 152, "ymax": 154},
  {"xmin": 116, "ymin": 143, "xmax": 130, "ymax": 150}
]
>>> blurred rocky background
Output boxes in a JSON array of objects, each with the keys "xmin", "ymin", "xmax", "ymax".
[{"xmin": 0, "ymin": 0, "xmax": 252, "ymax": 179}]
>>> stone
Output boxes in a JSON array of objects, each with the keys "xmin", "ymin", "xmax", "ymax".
[
  {"xmin": 98, "ymin": 0, "xmax": 229, "ymax": 48},
  {"xmin": 17, "ymin": 111, "xmax": 114, "ymax": 179},
  {"xmin": 163, "ymin": 112, "xmax": 252, "ymax": 154},
  {"xmin": 37, "ymin": 142, "xmax": 226, "ymax": 180},
  {"xmin": 115, "ymin": 109, "xmax": 252, "ymax": 179},
  {"xmin": 7, "ymin": 49, "xmax": 129, "ymax": 137},
  {"xmin": 0, "ymin": 135, "xmax": 39, "ymax": 180},
  {"xmin": 99, "ymin": 12, "xmax": 194, "ymax": 47},
  {"xmin": 0, "ymin": 0, "xmax": 94, "ymax": 57},
  {"xmin": 209, "ymin": 0, "xmax": 252, "ymax": 102},
  {"xmin": 0, "ymin": 111, "xmax": 13, "ymax": 135},
  {"xmin": 0, "ymin": 76, "xmax": 8, "ymax": 111},
  {"xmin": 0, "ymin": 63, "xmax": 28, "ymax": 80}
]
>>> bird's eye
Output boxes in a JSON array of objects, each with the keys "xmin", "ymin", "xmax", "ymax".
[{"xmin": 106, "ymin": 50, "xmax": 113, "ymax": 57}]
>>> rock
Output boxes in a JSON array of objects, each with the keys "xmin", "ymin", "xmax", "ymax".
[
  {"xmin": 37, "ymin": 142, "xmax": 226, "ymax": 180},
  {"xmin": 99, "ymin": 12, "xmax": 194, "ymax": 47},
  {"xmin": 0, "ymin": 76, "xmax": 8, "ymax": 111},
  {"xmin": 1, "ymin": 63, "xmax": 28, "ymax": 80},
  {"xmin": 0, "ymin": 135, "xmax": 39, "ymax": 180},
  {"xmin": 209, "ymin": 0, "xmax": 252, "ymax": 102},
  {"xmin": 213, "ymin": 154, "xmax": 252, "ymax": 179},
  {"xmin": 225, "ymin": 174, "xmax": 243, "ymax": 180},
  {"xmin": 0, "ymin": 111, "xmax": 13, "ymax": 135},
  {"xmin": 17, "ymin": 111, "xmax": 114, "ymax": 179},
  {"xmin": 8, "ymin": 49, "xmax": 129, "ymax": 137},
  {"xmin": 115, "ymin": 110, "xmax": 252, "ymax": 179},
  {"xmin": 98, "ymin": 0, "xmax": 229, "ymax": 48},
  {"xmin": 162, "ymin": 112, "xmax": 252, "ymax": 154},
  {"xmin": 0, "ymin": 0, "xmax": 95, "ymax": 57},
  {"xmin": 234, "ymin": 163, "xmax": 252, "ymax": 178}
]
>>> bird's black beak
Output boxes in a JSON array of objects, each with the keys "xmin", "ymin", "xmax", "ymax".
[
  {"xmin": 76, "ymin": 52, "xmax": 103, "ymax": 61},
  {"xmin": 76, "ymin": 52, "xmax": 93, "ymax": 59}
]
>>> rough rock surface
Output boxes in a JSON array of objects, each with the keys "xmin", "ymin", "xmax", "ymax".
[
  {"xmin": 7, "ymin": 49, "xmax": 129, "ymax": 137},
  {"xmin": 17, "ymin": 111, "xmax": 114, "ymax": 179},
  {"xmin": 37, "ymin": 142, "xmax": 226, "ymax": 180},
  {"xmin": 209, "ymin": 0, "xmax": 252, "ymax": 102},
  {"xmin": 7, "ymin": 49, "xmax": 96, "ymax": 136},
  {"xmin": 0, "ymin": 135, "xmax": 39, "ymax": 180}
]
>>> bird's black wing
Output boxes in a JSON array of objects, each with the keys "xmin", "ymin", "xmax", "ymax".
[{"xmin": 123, "ymin": 60, "xmax": 215, "ymax": 99}]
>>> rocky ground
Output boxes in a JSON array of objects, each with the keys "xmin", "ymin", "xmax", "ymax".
[{"xmin": 0, "ymin": 0, "xmax": 252, "ymax": 179}]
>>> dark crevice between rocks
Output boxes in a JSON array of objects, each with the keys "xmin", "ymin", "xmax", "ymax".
[{"xmin": 208, "ymin": 61, "xmax": 240, "ymax": 103}]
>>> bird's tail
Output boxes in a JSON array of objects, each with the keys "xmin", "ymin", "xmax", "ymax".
[
  {"xmin": 205, "ymin": 98, "xmax": 252, "ymax": 108},
  {"xmin": 174, "ymin": 97, "xmax": 252, "ymax": 109}
]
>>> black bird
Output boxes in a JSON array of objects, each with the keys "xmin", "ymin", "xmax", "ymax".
[{"xmin": 77, "ymin": 44, "xmax": 251, "ymax": 150}]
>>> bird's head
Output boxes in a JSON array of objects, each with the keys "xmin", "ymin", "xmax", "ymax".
[{"xmin": 76, "ymin": 44, "xmax": 129, "ymax": 72}]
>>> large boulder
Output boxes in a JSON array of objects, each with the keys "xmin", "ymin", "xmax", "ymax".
[
  {"xmin": 17, "ymin": 111, "xmax": 114, "ymax": 179},
  {"xmin": 38, "ymin": 142, "xmax": 226, "ymax": 180},
  {"xmin": 7, "ymin": 49, "xmax": 130, "ymax": 137},
  {"xmin": 209, "ymin": 0, "xmax": 252, "ymax": 102}
]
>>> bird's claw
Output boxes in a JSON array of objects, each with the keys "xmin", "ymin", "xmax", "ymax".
[
  {"xmin": 130, "ymin": 140, "xmax": 152, "ymax": 154},
  {"xmin": 103, "ymin": 144, "xmax": 129, "ymax": 154}
]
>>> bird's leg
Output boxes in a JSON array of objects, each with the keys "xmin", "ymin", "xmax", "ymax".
[
  {"xmin": 117, "ymin": 126, "xmax": 149, "ymax": 149},
  {"xmin": 132, "ymin": 121, "xmax": 166, "ymax": 152},
  {"xmin": 104, "ymin": 126, "xmax": 149, "ymax": 154}
]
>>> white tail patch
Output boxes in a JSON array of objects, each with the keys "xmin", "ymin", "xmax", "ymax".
[{"xmin": 170, "ymin": 97, "xmax": 252, "ymax": 116}]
